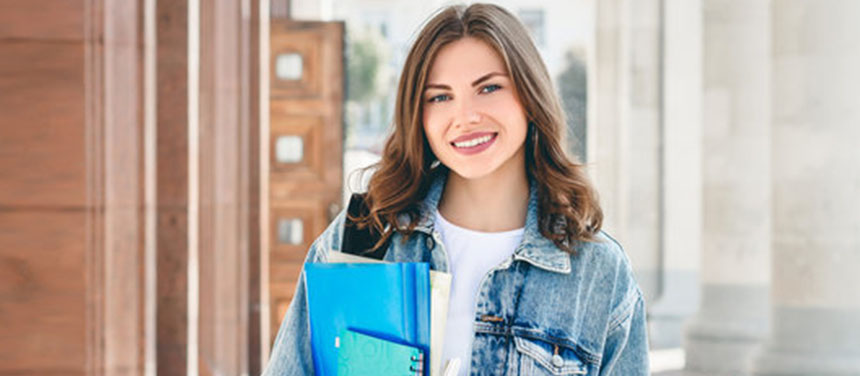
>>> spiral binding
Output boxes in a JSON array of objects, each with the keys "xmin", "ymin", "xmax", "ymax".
[{"xmin": 409, "ymin": 353, "xmax": 424, "ymax": 376}]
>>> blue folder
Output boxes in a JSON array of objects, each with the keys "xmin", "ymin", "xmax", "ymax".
[
  {"xmin": 304, "ymin": 262, "xmax": 431, "ymax": 376},
  {"xmin": 336, "ymin": 329, "xmax": 424, "ymax": 376}
]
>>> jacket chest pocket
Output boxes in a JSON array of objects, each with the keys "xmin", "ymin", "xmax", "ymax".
[{"xmin": 514, "ymin": 336, "xmax": 588, "ymax": 376}]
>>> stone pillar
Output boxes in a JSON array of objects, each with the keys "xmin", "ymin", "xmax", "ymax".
[
  {"xmin": 595, "ymin": 0, "xmax": 703, "ymax": 349},
  {"xmin": 751, "ymin": 1, "xmax": 860, "ymax": 374},
  {"xmin": 626, "ymin": 0, "xmax": 663, "ymax": 312},
  {"xmin": 684, "ymin": 1, "xmax": 771, "ymax": 375},
  {"xmin": 648, "ymin": 0, "xmax": 703, "ymax": 349},
  {"xmin": 592, "ymin": 0, "xmax": 631, "ymax": 244},
  {"xmin": 594, "ymin": 0, "xmax": 667, "ymax": 325}
]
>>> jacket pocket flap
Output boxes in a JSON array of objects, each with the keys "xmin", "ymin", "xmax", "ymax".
[{"xmin": 514, "ymin": 336, "xmax": 587, "ymax": 375}]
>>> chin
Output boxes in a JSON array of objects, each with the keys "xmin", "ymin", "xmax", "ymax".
[{"xmin": 448, "ymin": 162, "xmax": 501, "ymax": 180}]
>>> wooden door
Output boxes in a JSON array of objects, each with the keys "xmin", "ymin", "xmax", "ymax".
[{"xmin": 268, "ymin": 20, "xmax": 344, "ymax": 344}]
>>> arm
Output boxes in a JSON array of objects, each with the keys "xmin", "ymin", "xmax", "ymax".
[
  {"xmin": 261, "ymin": 241, "xmax": 321, "ymax": 376},
  {"xmin": 261, "ymin": 211, "xmax": 345, "ymax": 375},
  {"xmin": 599, "ymin": 290, "xmax": 650, "ymax": 376}
]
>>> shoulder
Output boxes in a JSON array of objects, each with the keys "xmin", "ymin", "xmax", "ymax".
[
  {"xmin": 304, "ymin": 208, "xmax": 349, "ymax": 263},
  {"xmin": 575, "ymin": 230, "xmax": 633, "ymax": 276},
  {"xmin": 591, "ymin": 231, "xmax": 639, "ymax": 291},
  {"xmin": 572, "ymin": 231, "xmax": 643, "ymax": 327}
]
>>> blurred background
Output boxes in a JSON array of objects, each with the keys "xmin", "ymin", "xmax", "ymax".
[{"xmin": 1, "ymin": 0, "xmax": 858, "ymax": 375}]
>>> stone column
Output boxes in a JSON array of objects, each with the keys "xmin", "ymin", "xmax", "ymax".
[
  {"xmin": 626, "ymin": 0, "xmax": 663, "ymax": 314},
  {"xmin": 592, "ymin": 0, "xmax": 631, "ymax": 244},
  {"xmin": 683, "ymin": 1, "xmax": 771, "ymax": 375},
  {"xmin": 648, "ymin": 0, "xmax": 703, "ymax": 349},
  {"xmin": 751, "ymin": 1, "xmax": 860, "ymax": 374},
  {"xmin": 594, "ymin": 0, "xmax": 668, "ymax": 328},
  {"xmin": 595, "ymin": 0, "xmax": 704, "ymax": 351}
]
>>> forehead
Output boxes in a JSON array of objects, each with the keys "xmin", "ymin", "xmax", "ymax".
[{"xmin": 426, "ymin": 37, "xmax": 508, "ymax": 82}]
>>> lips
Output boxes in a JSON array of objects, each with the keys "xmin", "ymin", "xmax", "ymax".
[
  {"xmin": 450, "ymin": 131, "xmax": 496, "ymax": 146},
  {"xmin": 449, "ymin": 132, "xmax": 497, "ymax": 155}
]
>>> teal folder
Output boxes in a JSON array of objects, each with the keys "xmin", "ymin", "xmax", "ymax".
[
  {"xmin": 336, "ymin": 329, "xmax": 424, "ymax": 375},
  {"xmin": 304, "ymin": 262, "xmax": 431, "ymax": 376}
]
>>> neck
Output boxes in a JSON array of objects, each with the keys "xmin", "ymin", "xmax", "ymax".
[{"xmin": 438, "ymin": 151, "xmax": 529, "ymax": 232}]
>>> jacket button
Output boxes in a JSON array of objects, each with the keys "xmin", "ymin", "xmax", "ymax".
[
  {"xmin": 552, "ymin": 354, "xmax": 564, "ymax": 368},
  {"xmin": 425, "ymin": 236, "xmax": 435, "ymax": 250}
]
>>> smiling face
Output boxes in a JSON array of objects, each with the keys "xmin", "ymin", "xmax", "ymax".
[{"xmin": 422, "ymin": 37, "xmax": 529, "ymax": 180}]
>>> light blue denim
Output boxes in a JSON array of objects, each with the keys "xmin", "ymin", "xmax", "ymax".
[{"xmin": 263, "ymin": 173, "xmax": 650, "ymax": 375}]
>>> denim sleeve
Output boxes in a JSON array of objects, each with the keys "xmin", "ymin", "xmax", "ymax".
[
  {"xmin": 260, "ymin": 242, "xmax": 320, "ymax": 376},
  {"xmin": 261, "ymin": 211, "xmax": 345, "ymax": 376},
  {"xmin": 598, "ymin": 290, "xmax": 650, "ymax": 376}
]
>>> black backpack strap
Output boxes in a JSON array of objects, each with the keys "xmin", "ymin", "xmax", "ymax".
[{"xmin": 342, "ymin": 193, "xmax": 388, "ymax": 260}]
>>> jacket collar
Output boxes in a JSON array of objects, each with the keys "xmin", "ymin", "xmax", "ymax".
[{"xmin": 406, "ymin": 170, "xmax": 572, "ymax": 274}]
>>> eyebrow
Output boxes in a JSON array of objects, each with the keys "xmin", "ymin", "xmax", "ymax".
[{"xmin": 424, "ymin": 72, "xmax": 507, "ymax": 91}]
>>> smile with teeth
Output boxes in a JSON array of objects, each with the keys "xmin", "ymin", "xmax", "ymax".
[{"xmin": 453, "ymin": 134, "xmax": 494, "ymax": 148}]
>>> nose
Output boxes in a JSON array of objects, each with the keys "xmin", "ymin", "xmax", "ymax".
[{"xmin": 453, "ymin": 99, "xmax": 482, "ymax": 128}]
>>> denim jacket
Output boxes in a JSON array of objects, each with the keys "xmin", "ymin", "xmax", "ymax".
[{"xmin": 263, "ymin": 174, "xmax": 649, "ymax": 375}]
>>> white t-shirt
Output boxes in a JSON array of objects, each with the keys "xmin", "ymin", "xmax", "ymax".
[{"xmin": 435, "ymin": 210, "xmax": 524, "ymax": 376}]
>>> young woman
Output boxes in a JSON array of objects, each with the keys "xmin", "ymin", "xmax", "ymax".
[{"xmin": 264, "ymin": 3, "xmax": 649, "ymax": 375}]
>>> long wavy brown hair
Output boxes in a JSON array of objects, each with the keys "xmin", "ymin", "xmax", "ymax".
[{"xmin": 350, "ymin": 3, "xmax": 603, "ymax": 254}]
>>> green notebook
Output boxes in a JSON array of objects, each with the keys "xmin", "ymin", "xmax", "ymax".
[{"xmin": 336, "ymin": 329, "xmax": 424, "ymax": 376}]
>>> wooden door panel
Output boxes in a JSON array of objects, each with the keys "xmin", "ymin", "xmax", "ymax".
[
  {"xmin": 268, "ymin": 20, "xmax": 344, "ymax": 344},
  {"xmin": 0, "ymin": 42, "xmax": 86, "ymax": 208},
  {"xmin": 0, "ymin": 1, "xmax": 84, "ymax": 40},
  {"xmin": 270, "ymin": 202, "xmax": 326, "ymax": 263},
  {"xmin": 0, "ymin": 211, "xmax": 87, "ymax": 373},
  {"xmin": 270, "ymin": 114, "xmax": 324, "ymax": 176},
  {"xmin": 270, "ymin": 28, "xmax": 324, "ymax": 99}
]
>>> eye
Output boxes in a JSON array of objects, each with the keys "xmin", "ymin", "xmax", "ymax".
[
  {"xmin": 427, "ymin": 94, "xmax": 451, "ymax": 103},
  {"xmin": 480, "ymin": 84, "xmax": 502, "ymax": 94}
]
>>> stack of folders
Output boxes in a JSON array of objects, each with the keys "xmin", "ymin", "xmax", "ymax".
[
  {"xmin": 322, "ymin": 252, "xmax": 453, "ymax": 376},
  {"xmin": 305, "ymin": 261, "xmax": 446, "ymax": 376}
]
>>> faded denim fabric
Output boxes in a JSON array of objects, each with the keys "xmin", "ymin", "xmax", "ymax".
[{"xmin": 263, "ymin": 174, "xmax": 650, "ymax": 375}]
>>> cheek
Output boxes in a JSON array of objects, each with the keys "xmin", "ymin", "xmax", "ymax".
[
  {"xmin": 483, "ymin": 98, "xmax": 528, "ymax": 137},
  {"xmin": 422, "ymin": 108, "xmax": 447, "ymax": 146},
  {"xmin": 421, "ymin": 124, "xmax": 442, "ymax": 157}
]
